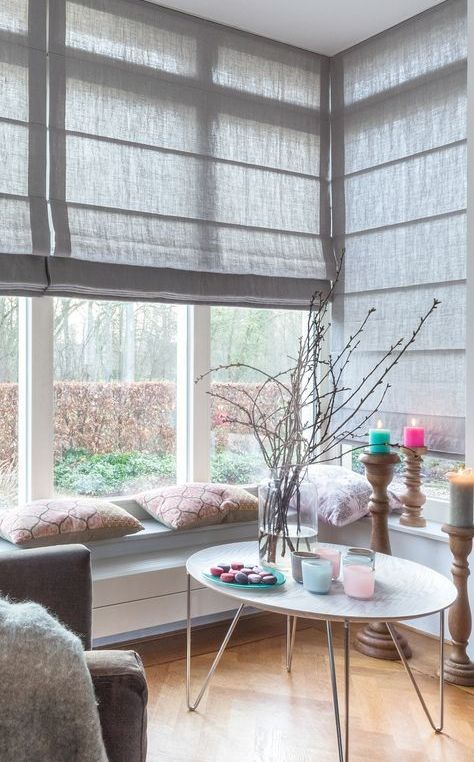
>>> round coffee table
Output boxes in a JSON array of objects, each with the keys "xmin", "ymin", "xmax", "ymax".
[{"xmin": 186, "ymin": 541, "xmax": 456, "ymax": 762}]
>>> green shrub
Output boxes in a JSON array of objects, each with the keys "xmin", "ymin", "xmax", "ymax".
[
  {"xmin": 54, "ymin": 449, "xmax": 176, "ymax": 496},
  {"xmin": 210, "ymin": 450, "xmax": 263, "ymax": 484}
]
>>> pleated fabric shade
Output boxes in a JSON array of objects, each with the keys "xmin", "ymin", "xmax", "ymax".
[
  {"xmin": 0, "ymin": 0, "xmax": 333, "ymax": 307},
  {"xmin": 0, "ymin": 0, "xmax": 467, "ymax": 454},
  {"xmin": 331, "ymin": 0, "xmax": 467, "ymax": 454},
  {"xmin": 0, "ymin": 0, "xmax": 49, "ymax": 292}
]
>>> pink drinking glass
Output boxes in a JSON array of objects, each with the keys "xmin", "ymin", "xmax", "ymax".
[
  {"xmin": 316, "ymin": 547, "xmax": 341, "ymax": 580},
  {"xmin": 343, "ymin": 564, "xmax": 375, "ymax": 600}
]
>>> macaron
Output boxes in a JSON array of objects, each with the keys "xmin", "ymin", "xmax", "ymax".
[{"xmin": 248, "ymin": 574, "xmax": 262, "ymax": 584}]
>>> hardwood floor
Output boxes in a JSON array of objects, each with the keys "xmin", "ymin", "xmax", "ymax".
[{"xmin": 123, "ymin": 614, "xmax": 474, "ymax": 762}]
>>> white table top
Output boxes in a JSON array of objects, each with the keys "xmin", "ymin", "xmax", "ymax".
[{"xmin": 186, "ymin": 541, "xmax": 457, "ymax": 624}]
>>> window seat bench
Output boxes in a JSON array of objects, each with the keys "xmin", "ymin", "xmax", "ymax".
[
  {"xmin": 0, "ymin": 513, "xmax": 259, "ymax": 646},
  {"xmin": 0, "ymin": 499, "xmax": 471, "ymax": 657}
]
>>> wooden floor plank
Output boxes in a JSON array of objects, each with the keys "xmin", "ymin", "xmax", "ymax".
[{"xmin": 114, "ymin": 614, "xmax": 474, "ymax": 761}]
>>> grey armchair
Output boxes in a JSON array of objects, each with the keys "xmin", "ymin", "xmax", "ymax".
[{"xmin": 0, "ymin": 544, "xmax": 148, "ymax": 762}]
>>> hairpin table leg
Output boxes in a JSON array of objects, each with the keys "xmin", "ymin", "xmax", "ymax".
[
  {"xmin": 325, "ymin": 619, "xmax": 351, "ymax": 762},
  {"xmin": 326, "ymin": 620, "xmax": 345, "ymax": 762},
  {"xmin": 186, "ymin": 573, "xmax": 245, "ymax": 711},
  {"xmin": 344, "ymin": 620, "xmax": 350, "ymax": 762},
  {"xmin": 286, "ymin": 615, "xmax": 297, "ymax": 672},
  {"xmin": 386, "ymin": 611, "xmax": 445, "ymax": 733}
]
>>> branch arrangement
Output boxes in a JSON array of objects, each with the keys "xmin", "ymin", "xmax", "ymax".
[{"xmin": 198, "ymin": 252, "xmax": 439, "ymax": 563}]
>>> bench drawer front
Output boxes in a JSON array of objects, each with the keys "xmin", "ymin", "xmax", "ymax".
[{"xmin": 92, "ymin": 586, "xmax": 234, "ymax": 640}]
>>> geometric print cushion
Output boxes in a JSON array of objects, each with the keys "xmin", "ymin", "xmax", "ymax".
[
  {"xmin": 136, "ymin": 483, "xmax": 258, "ymax": 530},
  {"xmin": 306, "ymin": 464, "xmax": 402, "ymax": 527},
  {"xmin": 0, "ymin": 498, "xmax": 144, "ymax": 547}
]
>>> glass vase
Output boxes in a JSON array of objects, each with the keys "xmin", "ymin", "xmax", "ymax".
[{"xmin": 258, "ymin": 466, "xmax": 318, "ymax": 570}]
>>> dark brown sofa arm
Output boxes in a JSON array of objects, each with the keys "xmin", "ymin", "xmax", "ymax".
[{"xmin": 86, "ymin": 650, "xmax": 148, "ymax": 762}]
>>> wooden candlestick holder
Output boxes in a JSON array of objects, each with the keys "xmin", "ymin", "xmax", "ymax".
[
  {"xmin": 355, "ymin": 451, "xmax": 412, "ymax": 661},
  {"xmin": 441, "ymin": 523, "xmax": 474, "ymax": 686},
  {"xmin": 399, "ymin": 446, "xmax": 428, "ymax": 528}
]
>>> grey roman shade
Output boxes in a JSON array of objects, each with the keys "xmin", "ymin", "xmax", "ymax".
[
  {"xmin": 42, "ymin": 0, "xmax": 332, "ymax": 306},
  {"xmin": 331, "ymin": 0, "xmax": 467, "ymax": 454},
  {"xmin": 0, "ymin": 0, "xmax": 49, "ymax": 293},
  {"xmin": 0, "ymin": 0, "xmax": 468, "ymax": 451},
  {"xmin": 0, "ymin": 0, "xmax": 332, "ymax": 305}
]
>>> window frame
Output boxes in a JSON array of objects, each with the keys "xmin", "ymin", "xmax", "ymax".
[
  {"xmin": 11, "ymin": 294, "xmax": 466, "ymax": 515},
  {"xmin": 17, "ymin": 297, "xmax": 212, "ymax": 501},
  {"xmin": 18, "ymin": 297, "xmax": 54, "ymax": 503}
]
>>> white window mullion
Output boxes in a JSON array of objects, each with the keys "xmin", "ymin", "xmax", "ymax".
[
  {"xmin": 176, "ymin": 305, "xmax": 190, "ymax": 483},
  {"xmin": 192, "ymin": 305, "xmax": 211, "ymax": 481},
  {"xmin": 18, "ymin": 296, "xmax": 54, "ymax": 503},
  {"xmin": 176, "ymin": 305, "xmax": 211, "ymax": 483}
]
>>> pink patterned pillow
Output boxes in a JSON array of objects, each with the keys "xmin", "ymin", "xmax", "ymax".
[
  {"xmin": 0, "ymin": 498, "xmax": 144, "ymax": 547},
  {"xmin": 136, "ymin": 483, "xmax": 257, "ymax": 530}
]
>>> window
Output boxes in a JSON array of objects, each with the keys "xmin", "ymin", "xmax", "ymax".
[
  {"xmin": 53, "ymin": 299, "xmax": 178, "ymax": 497},
  {"xmin": 349, "ymin": 447, "xmax": 461, "ymax": 501},
  {"xmin": 0, "ymin": 294, "xmax": 465, "ymax": 511},
  {"xmin": 0, "ymin": 297, "xmax": 18, "ymax": 507},
  {"xmin": 210, "ymin": 306, "xmax": 303, "ymax": 484}
]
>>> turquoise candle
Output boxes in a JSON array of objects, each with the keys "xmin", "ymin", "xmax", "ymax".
[{"xmin": 368, "ymin": 422, "xmax": 390, "ymax": 453}]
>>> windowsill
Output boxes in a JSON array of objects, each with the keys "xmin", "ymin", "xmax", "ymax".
[
  {"xmin": 381, "ymin": 514, "xmax": 448, "ymax": 543},
  {"xmin": 413, "ymin": 495, "xmax": 449, "ymax": 525},
  {"xmin": 109, "ymin": 489, "xmax": 451, "ymax": 543},
  {"xmin": 0, "ymin": 490, "xmax": 447, "ymax": 559}
]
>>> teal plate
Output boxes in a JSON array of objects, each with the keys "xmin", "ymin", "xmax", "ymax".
[{"xmin": 203, "ymin": 568, "xmax": 286, "ymax": 590}]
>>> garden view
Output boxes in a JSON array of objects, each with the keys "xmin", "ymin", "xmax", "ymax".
[
  {"xmin": 0, "ymin": 297, "xmax": 302, "ymax": 504},
  {"xmin": 0, "ymin": 296, "xmax": 456, "ymax": 506}
]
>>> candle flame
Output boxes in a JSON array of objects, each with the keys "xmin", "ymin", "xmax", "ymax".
[
  {"xmin": 376, "ymin": 419, "xmax": 383, "ymax": 429},
  {"xmin": 411, "ymin": 417, "xmax": 417, "ymax": 427}
]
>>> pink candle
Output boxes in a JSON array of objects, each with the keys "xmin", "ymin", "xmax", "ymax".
[
  {"xmin": 403, "ymin": 419, "xmax": 425, "ymax": 448},
  {"xmin": 343, "ymin": 564, "xmax": 375, "ymax": 600},
  {"xmin": 316, "ymin": 547, "xmax": 341, "ymax": 580}
]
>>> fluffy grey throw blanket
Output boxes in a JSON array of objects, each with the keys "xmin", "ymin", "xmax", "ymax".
[{"xmin": 0, "ymin": 598, "xmax": 108, "ymax": 762}]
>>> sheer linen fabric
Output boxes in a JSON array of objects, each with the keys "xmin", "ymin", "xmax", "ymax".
[
  {"xmin": 0, "ymin": 0, "xmax": 333, "ymax": 306},
  {"xmin": 0, "ymin": 0, "xmax": 467, "ymax": 451},
  {"xmin": 331, "ymin": 0, "xmax": 467, "ymax": 454},
  {"xmin": 0, "ymin": 0, "xmax": 49, "ymax": 292}
]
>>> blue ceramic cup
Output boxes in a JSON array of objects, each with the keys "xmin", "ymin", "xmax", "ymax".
[{"xmin": 302, "ymin": 558, "xmax": 332, "ymax": 594}]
